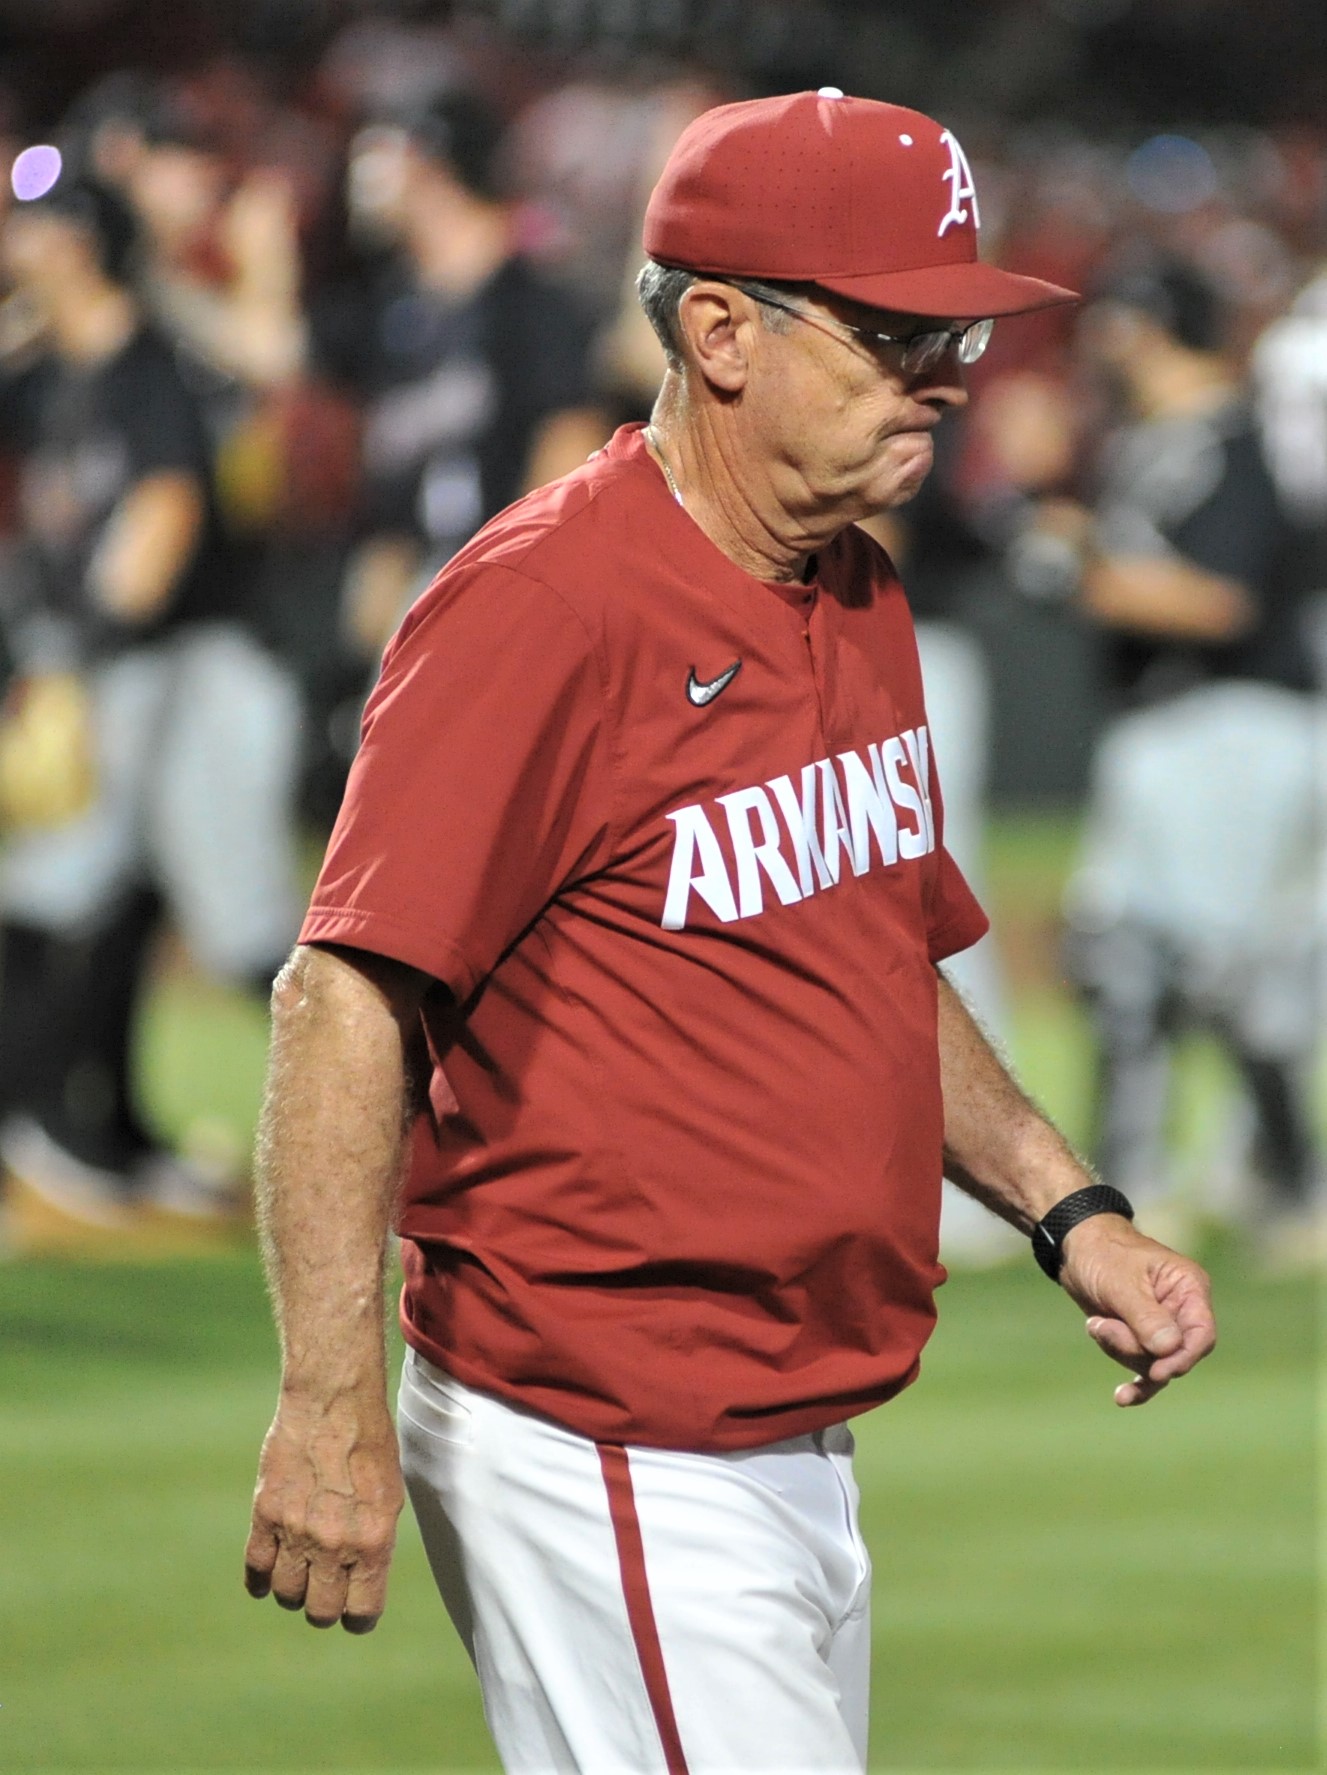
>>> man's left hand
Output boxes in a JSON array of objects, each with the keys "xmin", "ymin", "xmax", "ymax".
[{"xmin": 1058, "ymin": 1215, "xmax": 1216, "ymax": 1407}]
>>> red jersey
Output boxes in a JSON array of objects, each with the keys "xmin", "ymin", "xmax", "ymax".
[{"xmin": 302, "ymin": 424, "xmax": 988, "ymax": 1450}]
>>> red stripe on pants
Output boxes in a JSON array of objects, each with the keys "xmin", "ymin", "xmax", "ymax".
[{"xmin": 597, "ymin": 1443, "xmax": 691, "ymax": 1775}]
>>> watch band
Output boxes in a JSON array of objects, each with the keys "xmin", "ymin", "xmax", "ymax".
[{"xmin": 1031, "ymin": 1184, "xmax": 1135, "ymax": 1281}]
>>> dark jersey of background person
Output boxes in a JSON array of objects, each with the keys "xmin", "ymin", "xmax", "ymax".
[
  {"xmin": 312, "ymin": 254, "xmax": 596, "ymax": 564},
  {"xmin": 0, "ymin": 326, "xmax": 233, "ymax": 658},
  {"xmin": 1095, "ymin": 396, "xmax": 1315, "ymax": 706},
  {"xmin": 881, "ymin": 417, "xmax": 994, "ymax": 624}
]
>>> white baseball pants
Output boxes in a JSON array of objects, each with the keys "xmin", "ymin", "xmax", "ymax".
[
  {"xmin": 397, "ymin": 1349, "xmax": 872, "ymax": 1775},
  {"xmin": 0, "ymin": 624, "xmax": 303, "ymax": 979}
]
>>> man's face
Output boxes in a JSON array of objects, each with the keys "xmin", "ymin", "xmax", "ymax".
[
  {"xmin": 737, "ymin": 287, "xmax": 971, "ymax": 519},
  {"xmin": 1074, "ymin": 299, "xmax": 1169, "ymax": 415},
  {"xmin": 1, "ymin": 206, "xmax": 90, "ymax": 301},
  {"xmin": 127, "ymin": 143, "xmax": 226, "ymax": 252},
  {"xmin": 347, "ymin": 126, "xmax": 437, "ymax": 245}
]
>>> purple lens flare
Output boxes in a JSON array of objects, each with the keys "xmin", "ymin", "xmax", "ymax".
[{"xmin": 11, "ymin": 145, "xmax": 63, "ymax": 203}]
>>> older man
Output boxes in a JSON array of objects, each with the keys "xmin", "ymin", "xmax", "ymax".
[{"xmin": 245, "ymin": 93, "xmax": 1216, "ymax": 1775}]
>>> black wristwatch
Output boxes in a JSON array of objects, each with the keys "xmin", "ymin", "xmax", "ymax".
[{"xmin": 1031, "ymin": 1185, "xmax": 1135, "ymax": 1281}]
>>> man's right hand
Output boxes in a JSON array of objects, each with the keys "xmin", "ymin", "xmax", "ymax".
[{"xmin": 244, "ymin": 1390, "xmax": 406, "ymax": 1632}]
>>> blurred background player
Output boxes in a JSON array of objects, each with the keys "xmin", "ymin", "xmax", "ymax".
[
  {"xmin": 1029, "ymin": 257, "xmax": 1323, "ymax": 1259},
  {"xmin": 0, "ymin": 169, "xmax": 303, "ymax": 1228},
  {"xmin": 69, "ymin": 75, "xmax": 364, "ymax": 826},
  {"xmin": 316, "ymin": 88, "xmax": 608, "ymax": 663},
  {"xmin": 1252, "ymin": 261, "xmax": 1327, "ymax": 679}
]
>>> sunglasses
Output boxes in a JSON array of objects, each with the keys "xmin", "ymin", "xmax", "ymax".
[{"xmin": 726, "ymin": 281, "xmax": 995, "ymax": 376}]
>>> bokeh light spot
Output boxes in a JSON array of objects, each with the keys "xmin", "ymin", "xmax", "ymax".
[
  {"xmin": 11, "ymin": 144, "xmax": 63, "ymax": 203},
  {"xmin": 1126, "ymin": 135, "xmax": 1218, "ymax": 214}
]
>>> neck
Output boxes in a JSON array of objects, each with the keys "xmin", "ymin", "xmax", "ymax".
[
  {"xmin": 407, "ymin": 190, "xmax": 511, "ymax": 298},
  {"xmin": 647, "ymin": 378, "xmax": 834, "ymax": 583},
  {"xmin": 50, "ymin": 280, "xmax": 137, "ymax": 364}
]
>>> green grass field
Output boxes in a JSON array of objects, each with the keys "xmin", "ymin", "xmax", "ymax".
[
  {"xmin": 0, "ymin": 1247, "xmax": 1316, "ymax": 1773},
  {"xmin": 0, "ymin": 814, "xmax": 1321, "ymax": 1773}
]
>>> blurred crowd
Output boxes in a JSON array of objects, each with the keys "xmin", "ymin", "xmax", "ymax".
[{"xmin": 0, "ymin": 14, "xmax": 1322, "ymax": 1262}]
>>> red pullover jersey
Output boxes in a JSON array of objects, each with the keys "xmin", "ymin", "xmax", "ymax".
[{"xmin": 302, "ymin": 424, "xmax": 988, "ymax": 1450}]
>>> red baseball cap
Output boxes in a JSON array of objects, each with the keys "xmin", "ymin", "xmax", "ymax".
[{"xmin": 644, "ymin": 90, "xmax": 1077, "ymax": 319}]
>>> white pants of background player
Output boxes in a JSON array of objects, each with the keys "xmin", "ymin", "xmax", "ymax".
[
  {"xmin": 0, "ymin": 622, "xmax": 303, "ymax": 978},
  {"xmin": 399, "ymin": 1350, "xmax": 872, "ymax": 1775},
  {"xmin": 1066, "ymin": 681, "xmax": 1325, "ymax": 1210}
]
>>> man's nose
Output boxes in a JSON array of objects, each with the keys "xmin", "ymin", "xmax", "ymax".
[{"xmin": 914, "ymin": 352, "xmax": 970, "ymax": 409}]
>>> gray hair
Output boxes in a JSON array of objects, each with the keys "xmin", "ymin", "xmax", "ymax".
[{"xmin": 636, "ymin": 259, "xmax": 796, "ymax": 371}]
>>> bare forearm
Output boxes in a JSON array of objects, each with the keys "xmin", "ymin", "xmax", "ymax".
[
  {"xmin": 88, "ymin": 473, "xmax": 204, "ymax": 624},
  {"xmin": 936, "ymin": 970, "xmax": 1093, "ymax": 1232},
  {"xmin": 521, "ymin": 406, "xmax": 612, "ymax": 495},
  {"xmin": 1081, "ymin": 555, "xmax": 1252, "ymax": 640},
  {"xmin": 256, "ymin": 944, "xmax": 422, "ymax": 1401},
  {"xmin": 245, "ymin": 943, "xmax": 426, "ymax": 1629},
  {"xmin": 935, "ymin": 969, "xmax": 1216, "ymax": 1405},
  {"xmin": 341, "ymin": 536, "xmax": 423, "ymax": 660}
]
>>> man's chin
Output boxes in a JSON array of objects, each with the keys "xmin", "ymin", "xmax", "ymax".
[{"xmin": 872, "ymin": 437, "xmax": 935, "ymax": 508}]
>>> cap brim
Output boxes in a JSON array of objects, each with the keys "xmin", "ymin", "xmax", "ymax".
[{"xmin": 815, "ymin": 260, "xmax": 1079, "ymax": 319}]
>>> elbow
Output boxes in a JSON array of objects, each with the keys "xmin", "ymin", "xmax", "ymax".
[
  {"xmin": 273, "ymin": 941, "xmax": 432, "ymax": 1032},
  {"xmin": 270, "ymin": 944, "xmax": 321, "ymax": 1021}
]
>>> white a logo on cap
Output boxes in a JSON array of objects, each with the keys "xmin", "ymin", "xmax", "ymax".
[{"xmin": 937, "ymin": 129, "xmax": 980, "ymax": 237}]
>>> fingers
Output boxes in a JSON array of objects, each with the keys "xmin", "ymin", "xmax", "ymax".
[
  {"xmin": 245, "ymin": 1488, "xmax": 397, "ymax": 1629},
  {"xmin": 1156, "ymin": 1265, "xmax": 1218, "ymax": 1379},
  {"xmin": 302, "ymin": 1543, "xmax": 393, "ymax": 1631},
  {"xmin": 247, "ymin": 1522, "xmax": 388, "ymax": 1629},
  {"xmin": 246, "ymin": 1513, "xmax": 394, "ymax": 1629},
  {"xmin": 1114, "ymin": 1372, "xmax": 1169, "ymax": 1408},
  {"xmin": 341, "ymin": 1557, "xmax": 391, "ymax": 1634},
  {"xmin": 1086, "ymin": 1264, "xmax": 1217, "ymax": 1408},
  {"xmin": 270, "ymin": 1537, "xmax": 316, "ymax": 1614},
  {"xmin": 1084, "ymin": 1313, "xmax": 1147, "ymax": 1366},
  {"xmin": 1066, "ymin": 1224, "xmax": 1217, "ymax": 1408},
  {"xmin": 1072, "ymin": 1272, "xmax": 1182, "ymax": 1373},
  {"xmin": 1120, "ymin": 1267, "xmax": 1217, "ymax": 1394},
  {"xmin": 245, "ymin": 1409, "xmax": 404, "ymax": 1632},
  {"xmin": 1084, "ymin": 1315, "xmax": 1169, "ymax": 1405},
  {"xmin": 243, "ymin": 1521, "xmax": 277, "ymax": 1599},
  {"xmin": 1145, "ymin": 1339, "xmax": 1202, "ymax": 1385},
  {"xmin": 1111, "ymin": 1291, "xmax": 1184, "ymax": 1362},
  {"xmin": 302, "ymin": 1559, "xmax": 352, "ymax": 1630}
]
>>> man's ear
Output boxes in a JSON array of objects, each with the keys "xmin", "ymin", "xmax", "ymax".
[{"xmin": 676, "ymin": 281, "xmax": 754, "ymax": 394}]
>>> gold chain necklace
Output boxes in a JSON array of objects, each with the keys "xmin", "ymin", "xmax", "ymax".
[{"xmin": 644, "ymin": 426, "xmax": 684, "ymax": 507}]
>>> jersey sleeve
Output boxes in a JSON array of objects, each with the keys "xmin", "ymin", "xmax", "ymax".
[
  {"xmin": 115, "ymin": 340, "xmax": 211, "ymax": 483},
  {"xmin": 301, "ymin": 560, "xmax": 614, "ymax": 997},
  {"xmin": 515, "ymin": 279, "xmax": 596, "ymax": 419},
  {"xmin": 1167, "ymin": 426, "xmax": 1284, "ymax": 595},
  {"xmin": 0, "ymin": 359, "xmax": 43, "ymax": 455},
  {"xmin": 922, "ymin": 764, "xmax": 989, "ymax": 964}
]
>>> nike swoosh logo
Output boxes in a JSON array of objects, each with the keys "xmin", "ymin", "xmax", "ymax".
[{"xmin": 687, "ymin": 660, "xmax": 742, "ymax": 707}]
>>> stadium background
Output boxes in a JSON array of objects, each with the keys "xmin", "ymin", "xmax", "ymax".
[{"xmin": 0, "ymin": 1, "xmax": 1320, "ymax": 1770}]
